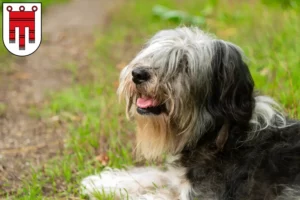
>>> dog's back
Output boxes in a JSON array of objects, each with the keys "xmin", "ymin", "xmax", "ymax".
[{"xmin": 179, "ymin": 119, "xmax": 300, "ymax": 200}]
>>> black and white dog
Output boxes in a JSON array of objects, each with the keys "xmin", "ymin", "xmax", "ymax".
[{"xmin": 82, "ymin": 27, "xmax": 300, "ymax": 200}]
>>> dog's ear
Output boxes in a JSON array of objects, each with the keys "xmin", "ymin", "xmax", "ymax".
[{"xmin": 207, "ymin": 40, "xmax": 254, "ymax": 128}]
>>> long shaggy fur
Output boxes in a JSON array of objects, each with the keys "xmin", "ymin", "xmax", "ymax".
[{"xmin": 82, "ymin": 27, "xmax": 300, "ymax": 200}]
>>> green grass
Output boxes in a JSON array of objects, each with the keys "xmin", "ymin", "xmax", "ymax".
[{"xmin": 7, "ymin": 0, "xmax": 300, "ymax": 199}]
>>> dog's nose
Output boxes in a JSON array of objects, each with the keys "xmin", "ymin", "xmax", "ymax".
[{"xmin": 132, "ymin": 68, "xmax": 150, "ymax": 84}]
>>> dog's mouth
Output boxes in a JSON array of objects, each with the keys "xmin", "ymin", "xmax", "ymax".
[{"xmin": 136, "ymin": 95, "xmax": 165, "ymax": 115}]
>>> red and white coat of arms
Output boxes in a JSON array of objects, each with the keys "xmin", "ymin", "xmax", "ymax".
[{"xmin": 2, "ymin": 3, "xmax": 42, "ymax": 56}]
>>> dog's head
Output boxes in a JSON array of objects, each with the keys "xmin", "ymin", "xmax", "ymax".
[{"xmin": 118, "ymin": 27, "xmax": 255, "ymax": 160}]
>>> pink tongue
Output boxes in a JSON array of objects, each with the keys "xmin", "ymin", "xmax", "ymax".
[{"xmin": 137, "ymin": 97, "xmax": 157, "ymax": 108}]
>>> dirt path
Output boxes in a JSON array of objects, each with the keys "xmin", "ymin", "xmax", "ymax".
[{"xmin": 0, "ymin": 0, "xmax": 119, "ymax": 193}]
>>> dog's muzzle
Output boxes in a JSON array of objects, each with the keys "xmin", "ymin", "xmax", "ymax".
[
  {"xmin": 132, "ymin": 67, "xmax": 150, "ymax": 84},
  {"xmin": 131, "ymin": 68, "xmax": 165, "ymax": 115},
  {"xmin": 136, "ymin": 96, "xmax": 165, "ymax": 115}
]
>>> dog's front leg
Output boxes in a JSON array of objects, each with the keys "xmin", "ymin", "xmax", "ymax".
[{"xmin": 81, "ymin": 167, "xmax": 184, "ymax": 199}]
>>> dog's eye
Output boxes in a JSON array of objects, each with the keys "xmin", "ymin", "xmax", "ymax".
[
  {"xmin": 178, "ymin": 56, "xmax": 189, "ymax": 75},
  {"xmin": 185, "ymin": 67, "xmax": 190, "ymax": 75},
  {"xmin": 151, "ymin": 67, "xmax": 160, "ymax": 70}
]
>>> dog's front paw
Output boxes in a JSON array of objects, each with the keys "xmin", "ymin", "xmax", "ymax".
[
  {"xmin": 81, "ymin": 169, "xmax": 140, "ymax": 199},
  {"xmin": 81, "ymin": 171, "xmax": 124, "ymax": 197},
  {"xmin": 81, "ymin": 175, "xmax": 106, "ymax": 196}
]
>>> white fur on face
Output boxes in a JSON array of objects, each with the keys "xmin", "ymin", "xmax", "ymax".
[
  {"xmin": 117, "ymin": 27, "xmax": 288, "ymax": 160},
  {"xmin": 81, "ymin": 166, "xmax": 190, "ymax": 200}
]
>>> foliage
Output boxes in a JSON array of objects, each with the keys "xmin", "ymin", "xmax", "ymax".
[
  {"xmin": 262, "ymin": 0, "xmax": 299, "ymax": 9},
  {"xmin": 152, "ymin": 5, "xmax": 205, "ymax": 25}
]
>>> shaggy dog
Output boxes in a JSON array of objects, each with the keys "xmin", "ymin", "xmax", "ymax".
[{"xmin": 82, "ymin": 27, "xmax": 300, "ymax": 200}]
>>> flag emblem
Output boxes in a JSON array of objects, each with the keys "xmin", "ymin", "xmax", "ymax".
[{"xmin": 2, "ymin": 3, "xmax": 42, "ymax": 56}]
